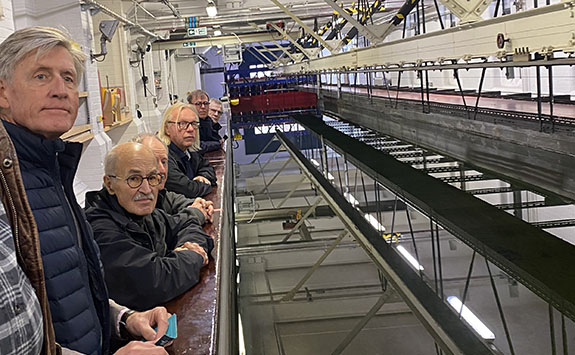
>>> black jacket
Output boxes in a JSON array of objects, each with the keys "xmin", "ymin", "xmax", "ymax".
[
  {"xmin": 3, "ymin": 121, "xmax": 109, "ymax": 355},
  {"xmin": 85, "ymin": 188, "xmax": 214, "ymax": 311},
  {"xmin": 165, "ymin": 143, "xmax": 216, "ymax": 199},
  {"xmin": 156, "ymin": 189, "xmax": 206, "ymax": 225},
  {"xmin": 199, "ymin": 116, "xmax": 221, "ymax": 153}
]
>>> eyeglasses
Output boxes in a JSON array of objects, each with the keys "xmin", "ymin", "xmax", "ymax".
[
  {"xmin": 193, "ymin": 101, "xmax": 210, "ymax": 107},
  {"xmin": 108, "ymin": 173, "xmax": 163, "ymax": 188},
  {"xmin": 168, "ymin": 120, "xmax": 199, "ymax": 130}
]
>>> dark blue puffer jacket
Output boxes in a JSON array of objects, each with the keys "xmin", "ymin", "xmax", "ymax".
[{"xmin": 3, "ymin": 121, "xmax": 110, "ymax": 355}]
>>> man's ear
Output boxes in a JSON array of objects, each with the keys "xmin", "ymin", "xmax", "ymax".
[
  {"xmin": 0, "ymin": 79, "xmax": 11, "ymax": 110},
  {"xmin": 103, "ymin": 176, "xmax": 115, "ymax": 195}
]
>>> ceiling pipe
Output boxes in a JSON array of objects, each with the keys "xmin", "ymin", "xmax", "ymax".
[
  {"xmin": 137, "ymin": 9, "xmax": 336, "ymax": 31},
  {"xmin": 81, "ymin": 0, "xmax": 167, "ymax": 40},
  {"xmin": 160, "ymin": 0, "xmax": 183, "ymax": 19}
]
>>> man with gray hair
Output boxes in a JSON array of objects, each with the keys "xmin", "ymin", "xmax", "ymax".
[
  {"xmin": 0, "ymin": 26, "xmax": 169, "ymax": 354},
  {"xmin": 85, "ymin": 142, "xmax": 213, "ymax": 310},
  {"xmin": 130, "ymin": 133, "xmax": 214, "ymax": 223}
]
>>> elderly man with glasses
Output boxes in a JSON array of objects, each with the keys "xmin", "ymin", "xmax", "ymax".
[
  {"xmin": 187, "ymin": 89, "xmax": 222, "ymax": 153},
  {"xmin": 85, "ymin": 142, "xmax": 213, "ymax": 312},
  {"xmin": 158, "ymin": 102, "xmax": 217, "ymax": 199}
]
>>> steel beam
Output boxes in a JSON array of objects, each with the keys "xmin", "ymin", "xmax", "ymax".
[
  {"xmin": 279, "ymin": 2, "xmax": 575, "ymax": 73},
  {"xmin": 269, "ymin": 0, "xmax": 336, "ymax": 53},
  {"xmin": 322, "ymin": 0, "xmax": 383, "ymax": 44},
  {"xmin": 257, "ymin": 42, "xmax": 281, "ymax": 62},
  {"xmin": 277, "ymin": 175, "xmax": 309, "ymax": 208},
  {"xmin": 280, "ymin": 196, "xmax": 325, "ymax": 243},
  {"xmin": 291, "ymin": 115, "xmax": 575, "ymax": 321},
  {"xmin": 271, "ymin": 39, "xmax": 300, "ymax": 62},
  {"xmin": 257, "ymin": 158, "xmax": 293, "ymax": 195},
  {"xmin": 152, "ymin": 31, "xmax": 297, "ymax": 51},
  {"xmin": 332, "ymin": 292, "xmax": 392, "ymax": 355},
  {"xmin": 281, "ymin": 230, "xmax": 348, "ymax": 301},
  {"xmin": 275, "ymin": 130, "xmax": 496, "ymax": 355},
  {"xmin": 268, "ymin": 22, "xmax": 312, "ymax": 59}
]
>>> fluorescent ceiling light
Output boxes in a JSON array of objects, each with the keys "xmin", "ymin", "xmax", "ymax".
[
  {"xmin": 214, "ymin": 29, "xmax": 222, "ymax": 36},
  {"xmin": 364, "ymin": 213, "xmax": 386, "ymax": 232},
  {"xmin": 396, "ymin": 245, "xmax": 424, "ymax": 271},
  {"xmin": 310, "ymin": 158, "xmax": 320, "ymax": 167},
  {"xmin": 206, "ymin": 1, "xmax": 217, "ymax": 17},
  {"xmin": 344, "ymin": 192, "xmax": 360, "ymax": 206},
  {"xmin": 447, "ymin": 296, "xmax": 496, "ymax": 341}
]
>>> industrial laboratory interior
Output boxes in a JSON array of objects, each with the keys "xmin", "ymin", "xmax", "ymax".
[{"xmin": 0, "ymin": 0, "xmax": 574, "ymax": 354}]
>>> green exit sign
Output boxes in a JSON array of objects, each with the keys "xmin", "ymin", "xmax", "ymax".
[
  {"xmin": 187, "ymin": 27, "xmax": 208, "ymax": 36},
  {"xmin": 182, "ymin": 41, "xmax": 197, "ymax": 47}
]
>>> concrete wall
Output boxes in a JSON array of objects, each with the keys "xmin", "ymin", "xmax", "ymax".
[{"xmin": 174, "ymin": 49, "xmax": 201, "ymax": 102}]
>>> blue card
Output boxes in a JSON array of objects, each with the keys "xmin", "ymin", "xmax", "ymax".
[{"xmin": 145, "ymin": 313, "xmax": 177, "ymax": 346}]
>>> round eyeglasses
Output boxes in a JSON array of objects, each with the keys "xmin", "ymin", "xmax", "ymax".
[
  {"xmin": 168, "ymin": 120, "xmax": 199, "ymax": 130},
  {"xmin": 193, "ymin": 101, "xmax": 210, "ymax": 106},
  {"xmin": 108, "ymin": 173, "xmax": 163, "ymax": 188}
]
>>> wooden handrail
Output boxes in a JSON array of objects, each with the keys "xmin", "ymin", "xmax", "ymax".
[{"xmin": 165, "ymin": 148, "xmax": 227, "ymax": 355}]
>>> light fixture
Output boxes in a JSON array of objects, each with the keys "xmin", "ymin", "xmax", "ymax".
[
  {"xmin": 364, "ymin": 213, "xmax": 386, "ymax": 232},
  {"xmin": 214, "ymin": 29, "xmax": 222, "ymax": 36},
  {"xmin": 447, "ymin": 296, "xmax": 496, "ymax": 341},
  {"xmin": 396, "ymin": 245, "xmax": 424, "ymax": 271},
  {"xmin": 206, "ymin": 1, "xmax": 217, "ymax": 17}
]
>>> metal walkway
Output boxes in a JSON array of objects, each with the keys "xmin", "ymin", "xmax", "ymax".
[{"xmin": 289, "ymin": 114, "xmax": 575, "ymax": 322}]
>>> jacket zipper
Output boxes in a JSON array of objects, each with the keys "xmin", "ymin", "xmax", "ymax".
[{"xmin": 0, "ymin": 168, "xmax": 23, "ymax": 262}]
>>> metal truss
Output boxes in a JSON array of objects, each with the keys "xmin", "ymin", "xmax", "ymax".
[
  {"xmin": 270, "ymin": 129, "xmax": 497, "ymax": 355},
  {"xmin": 295, "ymin": 115, "xmax": 575, "ymax": 322},
  {"xmin": 280, "ymin": 1, "xmax": 575, "ymax": 73},
  {"xmin": 151, "ymin": 31, "xmax": 298, "ymax": 51}
]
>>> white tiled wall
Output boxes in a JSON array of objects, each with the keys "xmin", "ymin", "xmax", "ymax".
[{"xmin": 0, "ymin": 0, "xmax": 14, "ymax": 41}]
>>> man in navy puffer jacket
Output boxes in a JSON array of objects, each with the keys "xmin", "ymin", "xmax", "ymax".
[{"xmin": 0, "ymin": 27, "xmax": 170, "ymax": 355}]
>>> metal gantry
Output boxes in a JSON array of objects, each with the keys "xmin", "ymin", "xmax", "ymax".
[{"xmin": 234, "ymin": 115, "xmax": 575, "ymax": 354}]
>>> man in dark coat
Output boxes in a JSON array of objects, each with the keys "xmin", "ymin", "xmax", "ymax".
[
  {"xmin": 85, "ymin": 143, "xmax": 213, "ymax": 311},
  {"xmin": 132, "ymin": 133, "xmax": 214, "ymax": 223},
  {"xmin": 158, "ymin": 102, "xmax": 217, "ymax": 199},
  {"xmin": 0, "ymin": 26, "xmax": 169, "ymax": 355},
  {"xmin": 187, "ymin": 89, "xmax": 222, "ymax": 153},
  {"xmin": 208, "ymin": 98, "xmax": 225, "ymax": 142}
]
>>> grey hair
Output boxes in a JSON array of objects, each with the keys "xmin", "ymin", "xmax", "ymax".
[
  {"xmin": 0, "ymin": 26, "xmax": 87, "ymax": 84},
  {"xmin": 158, "ymin": 102, "xmax": 201, "ymax": 152},
  {"xmin": 104, "ymin": 145, "xmax": 120, "ymax": 176},
  {"xmin": 209, "ymin": 97, "xmax": 222, "ymax": 106},
  {"xmin": 186, "ymin": 89, "xmax": 209, "ymax": 104},
  {"xmin": 130, "ymin": 132, "xmax": 168, "ymax": 151}
]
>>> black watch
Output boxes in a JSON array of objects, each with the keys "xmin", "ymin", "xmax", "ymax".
[{"xmin": 119, "ymin": 309, "xmax": 136, "ymax": 339}]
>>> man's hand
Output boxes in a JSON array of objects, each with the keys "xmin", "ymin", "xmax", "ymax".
[
  {"xmin": 125, "ymin": 307, "xmax": 170, "ymax": 342},
  {"xmin": 114, "ymin": 341, "xmax": 168, "ymax": 354},
  {"xmin": 190, "ymin": 198, "xmax": 214, "ymax": 223},
  {"xmin": 193, "ymin": 176, "xmax": 211, "ymax": 185},
  {"xmin": 174, "ymin": 241, "xmax": 208, "ymax": 265}
]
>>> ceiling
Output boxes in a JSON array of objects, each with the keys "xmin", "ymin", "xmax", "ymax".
[{"xmin": 123, "ymin": 0, "xmax": 402, "ymax": 40}]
